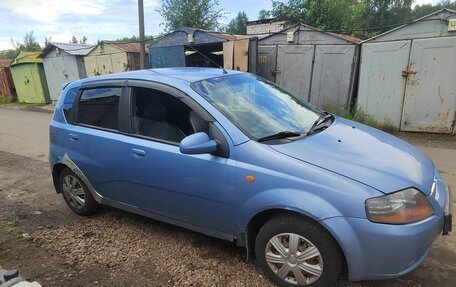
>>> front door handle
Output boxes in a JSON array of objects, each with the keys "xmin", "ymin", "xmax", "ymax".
[
  {"xmin": 68, "ymin": 133, "xmax": 79, "ymax": 141},
  {"xmin": 131, "ymin": 148, "xmax": 146, "ymax": 157}
]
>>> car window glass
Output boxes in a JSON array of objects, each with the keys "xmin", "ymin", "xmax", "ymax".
[
  {"xmin": 77, "ymin": 87, "xmax": 121, "ymax": 130},
  {"xmin": 192, "ymin": 74, "xmax": 321, "ymax": 140},
  {"xmin": 63, "ymin": 88, "xmax": 79, "ymax": 122},
  {"xmin": 131, "ymin": 87, "xmax": 208, "ymax": 144}
]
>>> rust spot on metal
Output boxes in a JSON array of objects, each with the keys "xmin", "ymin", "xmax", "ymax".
[
  {"xmin": 438, "ymin": 86, "xmax": 444, "ymax": 105},
  {"xmin": 440, "ymin": 111, "xmax": 449, "ymax": 122},
  {"xmin": 402, "ymin": 64, "xmax": 417, "ymax": 77}
]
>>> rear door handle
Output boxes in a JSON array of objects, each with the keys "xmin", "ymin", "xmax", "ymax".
[
  {"xmin": 131, "ymin": 148, "xmax": 146, "ymax": 157},
  {"xmin": 68, "ymin": 133, "xmax": 79, "ymax": 141}
]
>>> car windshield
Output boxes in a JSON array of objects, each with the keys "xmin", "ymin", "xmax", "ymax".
[{"xmin": 191, "ymin": 73, "xmax": 322, "ymax": 140}]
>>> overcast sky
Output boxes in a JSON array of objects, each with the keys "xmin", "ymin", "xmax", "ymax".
[{"xmin": 0, "ymin": 0, "xmax": 441, "ymax": 50}]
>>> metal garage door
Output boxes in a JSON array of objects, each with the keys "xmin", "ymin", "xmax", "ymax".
[
  {"xmin": 97, "ymin": 55, "xmax": 113, "ymax": 75},
  {"xmin": 309, "ymin": 45, "xmax": 356, "ymax": 110},
  {"xmin": 357, "ymin": 40, "xmax": 411, "ymax": 128},
  {"xmin": 275, "ymin": 45, "xmax": 313, "ymax": 101},
  {"xmin": 401, "ymin": 36, "xmax": 456, "ymax": 133},
  {"xmin": 257, "ymin": 46, "xmax": 276, "ymax": 82}
]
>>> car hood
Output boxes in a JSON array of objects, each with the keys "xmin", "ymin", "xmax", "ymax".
[{"xmin": 270, "ymin": 117, "xmax": 435, "ymax": 195}]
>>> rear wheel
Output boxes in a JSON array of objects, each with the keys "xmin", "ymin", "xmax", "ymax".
[
  {"xmin": 59, "ymin": 168, "xmax": 99, "ymax": 215},
  {"xmin": 255, "ymin": 215, "xmax": 342, "ymax": 287}
]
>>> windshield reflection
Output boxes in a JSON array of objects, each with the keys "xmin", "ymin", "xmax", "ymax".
[{"xmin": 191, "ymin": 74, "xmax": 321, "ymax": 140}]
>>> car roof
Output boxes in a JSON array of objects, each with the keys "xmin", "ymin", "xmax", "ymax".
[
  {"xmin": 69, "ymin": 67, "xmax": 244, "ymax": 89},
  {"xmin": 150, "ymin": 67, "xmax": 244, "ymax": 82}
]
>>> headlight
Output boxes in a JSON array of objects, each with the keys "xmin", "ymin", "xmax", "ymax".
[{"xmin": 366, "ymin": 188, "xmax": 433, "ymax": 224}]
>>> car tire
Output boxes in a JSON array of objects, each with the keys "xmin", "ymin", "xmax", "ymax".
[
  {"xmin": 59, "ymin": 168, "xmax": 99, "ymax": 216},
  {"xmin": 255, "ymin": 214, "xmax": 342, "ymax": 287}
]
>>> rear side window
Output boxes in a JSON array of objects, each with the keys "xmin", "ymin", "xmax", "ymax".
[
  {"xmin": 63, "ymin": 88, "xmax": 79, "ymax": 122},
  {"xmin": 77, "ymin": 87, "xmax": 121, "ymax": 130}
]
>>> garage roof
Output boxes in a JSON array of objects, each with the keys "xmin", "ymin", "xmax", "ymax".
[{"xmin": 39, "ymin": 42, "xmax": 95, "ymax": 58}]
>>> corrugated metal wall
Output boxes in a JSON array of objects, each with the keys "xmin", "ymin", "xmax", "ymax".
[
  {"xmin": 257, "ymin": 24, "xmax": 359, "ymax": 111},
  {"xmin": 357, "ymin": 9, "xmax": 456, "ymax": 134}
]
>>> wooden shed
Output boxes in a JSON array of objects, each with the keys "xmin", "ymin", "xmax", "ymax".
[
  {"xmin": 84, "ymin": 41, "xmax": 147, "ymax": 77},
  {"xmin": 0, "ymin": 59, "xmax": 16, "ymax": 102},
  {"xmin": 148, "ymin": 27, "xmax": 258, "ymax": 73},
  {"xmin": 39, "ymin": 42, "xmax": 94, "ymax": 101},
  {"xmin": 257, "ymin": 23, "xmax": 361, "ymax": 111},
  {"xmin": 10, "ymin": 51, "xmax": 50, "ymax": 104}
]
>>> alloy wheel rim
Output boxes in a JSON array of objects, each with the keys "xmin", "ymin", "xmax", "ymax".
[
  {"xmin": 62, "ymin": 175, "xmax": 85, "ymax": 209},
  {"xmin": 265, "ymin": 233, "xmax": 323, "ymax": 285}
]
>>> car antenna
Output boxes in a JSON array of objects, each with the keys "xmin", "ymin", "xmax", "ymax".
[{"xmin": 186, "ymin": 45, "xmax": 228, "ymax": 74}]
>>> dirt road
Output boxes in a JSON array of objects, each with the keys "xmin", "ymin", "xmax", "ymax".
[{"xmin": 0, "ymin": 108, "xmax": 455, "ymax": 286}]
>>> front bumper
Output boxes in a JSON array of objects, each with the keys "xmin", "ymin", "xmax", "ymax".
[
  {"xmin": 321, "ymin": 184, "xmax": 451, "ymax": 281},
  {"xmin": 443, "ymin": 185, "xmax": 452, "ymax": 235},
  {"xmin": 322, "ymin": 215, "xmax": 442, "ymax": 281}
]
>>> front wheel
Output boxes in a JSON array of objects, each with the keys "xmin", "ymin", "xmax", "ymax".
[{"xmin": 255, "ymin": 215, "xmax": 343, "ymax": 287}]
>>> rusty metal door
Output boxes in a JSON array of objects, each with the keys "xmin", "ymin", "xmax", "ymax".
[
  {"xmin": 401, "ymin": 37, "xmax": 456, "ymax": 133},
  {"xmin": 309, "ymin": 45, "xmax": 355, "ymax": 110},
  {"xmin": 275, "ymin": 45, "xmax": 314, "ymax": 100},
  {"xmin": 257, "ymin": 46, "xmax": 276, "ymax": 82},
  {"xmin": 357, "ymin": 40, "xmax": 411, "ymax": 128}
]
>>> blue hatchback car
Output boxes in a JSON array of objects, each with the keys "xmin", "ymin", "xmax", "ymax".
[{"xmin": 50, "ymin": 68, "xmax": 452, "ymax": 287}]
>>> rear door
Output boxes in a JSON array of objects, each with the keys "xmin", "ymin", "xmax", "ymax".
[{"xmin": 64, "ymin": 81, "xmax": 133, "ymax": 200}]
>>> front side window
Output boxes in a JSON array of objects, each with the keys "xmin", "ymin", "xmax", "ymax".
[
  {"xmin": 191, "ymin": 74, "xmax": 321, "ymax": 140},
  {"xmin": 77, "ymin": 87, "xmax": 121, "ymax": 130},
  {"xmin": 131, "ymin": 87, "xmax": 208, "ymax": 144}
]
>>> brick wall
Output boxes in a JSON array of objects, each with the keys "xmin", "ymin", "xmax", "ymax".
[{"xmin": 246, "ymin": 21, "xmax": 285, "ymax": 37}]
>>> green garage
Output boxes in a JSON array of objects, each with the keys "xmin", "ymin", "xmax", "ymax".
[{"xmin": 10, "ymin": 51, "xmax": 51, "ymax": 104}]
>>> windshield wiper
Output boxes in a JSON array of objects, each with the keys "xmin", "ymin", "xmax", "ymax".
[
  {"xmin": 307, "ymin": 112, "xmax": 333, "ymax": 136},
  {"xmin": 257, "ymin": 131, "xmax": 302, "ymax": 142}
]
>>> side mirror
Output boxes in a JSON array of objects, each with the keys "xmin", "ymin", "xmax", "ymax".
[{"xmin": 179, "ymin": 132, "xmax": 217, "ymax": 155}]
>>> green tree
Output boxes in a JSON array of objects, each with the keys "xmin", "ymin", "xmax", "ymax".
[
  {"xmin": 364, "ymin": 0, "xmax": 414, "ymax": 33},
  {"xmin": 44, "ymin": 36, "xmax": 52, "ymax": 46},
  {"xmin": 269, "ymin": 0, "xmax": 365, "ymax": 31},
  {"xmin": 11, "ymin": 31, "xmax": 41, "ymax": 52},
  {"xmin": 157, "ymin": 0, "xmax": 225, "ymax": 32},
  {"xmin": 116, "ymin": 35, "xmax": 154, "ymax": 43},
  {"xmin": 258, "ymin": 9, "xmax": 271, "ymax": 19},
  {"xmin": 70, "ymin": 36, "xmax": 88, "ymax": 44},
  {"xmin": 225, "ymin": 11, "xmax": 249, "ymax": 34},
  {"xmin": 0, "ymin": 50, "xmax": 17, "ymax": 59},
  {"xmin": 413, "ymin": 1, "xmax": 456, "ymax": 20}
]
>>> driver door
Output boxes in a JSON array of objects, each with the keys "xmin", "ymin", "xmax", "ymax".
[{"xmin": 120, "ymin": 82, "xmax": 238, "ymax": 236}]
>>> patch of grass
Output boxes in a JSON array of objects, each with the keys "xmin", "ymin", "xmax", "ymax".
[
  {"xmin": 328, "ymin": 106, "xmax": 397, "ymax": 133},
  {"xmin": 0, "ymin": 220, "xmax": 22, "ymax": 237},
  {"xmin": 396, "ymin": 132, "xmax": 456, "ymax": 142},
  {"xmin": 16, "ymin": 102, "xmax": 46, "ymax": 107},
  {"xmin": 0, "ymin": 98, "xmax": 13, "ymax": 105}
]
